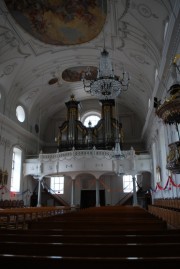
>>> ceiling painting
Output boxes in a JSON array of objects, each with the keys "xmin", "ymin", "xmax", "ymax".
[
  {"xmin": 62, "ymin": 66, "xmax": 98, "ymax": 82},
  {"xmin": 5, "ymin": 0, "xmax": 107, "ymax": 45}
]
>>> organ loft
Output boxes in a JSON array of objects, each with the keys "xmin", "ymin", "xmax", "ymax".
[{"xmin": 56, "ymin": 95, "xmax": 123, "ymax": 152}]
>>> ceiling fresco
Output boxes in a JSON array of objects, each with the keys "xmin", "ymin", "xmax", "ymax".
[
  {"xmin": 5, "ymin": 0, "xmax": 107, "ymax": 45},
  {"xmin": 1, "ymin": 0, "xmax": 178, "ymax": 147},
  {"xmin": 62, "ymin": 66, "xmax": 98, "ymax": 82}
]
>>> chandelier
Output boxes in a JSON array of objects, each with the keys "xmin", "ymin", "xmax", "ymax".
[
  {"xmin": 82, "ymin": 48, "xmax": 130, "ymax": 99},
  {"xmin": 114, "ymin": 139, "xmax": 124, "ymax": 160}
]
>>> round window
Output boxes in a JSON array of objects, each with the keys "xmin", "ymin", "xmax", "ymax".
[
  {"xmin": 16, "ymin": 105, "xmax": 25, "ymax": 122},
  {"xmin": 83, "ymin": 115, "xmax": 100, "ymax": 127}
]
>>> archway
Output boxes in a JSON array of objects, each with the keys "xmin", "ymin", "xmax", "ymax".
[{"xmin": 80, "ymin": 190, "xmax": 105, "ymax": 209}]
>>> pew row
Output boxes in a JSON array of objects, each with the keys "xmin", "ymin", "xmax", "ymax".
[
  {"xmin": 1, "ymin": 232, "xmax": 180, "ymax": 243},
  {"xmin": 28, "ymin": 219, "xmax": 167, "ymax": 231},
  {"xmin": 0, "ymin": 254, "xmax": 179, "ymax": 269},
  {"xmin": 0, "ymin": 241, "xmax": 180, "ymax": 257},
  {"xmin": 148, "ymin": 204, "xmax": 180, "ymax": 229},
  {"xmin": 0, "ymin": 206, "xmax": 180, "ymax": 268},
  {"xmin": 27, "ymin": 206, "xmax": 168, "ymax": 231},
  {"xmin": 0, "ymin": 206, "xmax": 71, "ymax": 229}
]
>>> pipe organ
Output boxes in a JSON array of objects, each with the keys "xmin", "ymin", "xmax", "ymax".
[{"xmin": 57, "ymin": 95, "xmax": 123, "ymax": 152}]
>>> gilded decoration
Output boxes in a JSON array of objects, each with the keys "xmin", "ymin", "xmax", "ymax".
[
  {"xmin": 166, "ymin": 141, "xmax": 180, "ymax": 174},
  {"xmin": 155, "ymin": 84, "xmax": 180, "ymax": 174},
  {"xmin": 56, "ymin": 96, "xmax": 123, "ymax": 151},
  {"xmin": 156, "ymin": 84, "xmax": 180, "ymax": 124},
  {"xmin": 5, "ymin": 0, "xmax": 107, "ymax": 45}
]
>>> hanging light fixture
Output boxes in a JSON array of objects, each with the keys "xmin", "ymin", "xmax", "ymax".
[
  {"xmin": 82, "ymin": 48, "xmax": 130, "ymax": 100},
  {"xmin": 114, "ymin": 139, "xmax": 124, "ymax": 159},
  {"xmin": 117, "ymin": 164, "xmax": 125, "ymax": 176},
  {"xmin": 82, "ymin": 0, "xmax": 130, "ymax": 100}
]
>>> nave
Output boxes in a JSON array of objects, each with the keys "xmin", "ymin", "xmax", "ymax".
[{"xmin": 0, "ymin": 205, "xmax": 180, "ymax": 269}]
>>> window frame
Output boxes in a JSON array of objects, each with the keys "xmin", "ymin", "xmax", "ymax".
[
  {"xmin": 10, "ymin": 147, "xmax": 22, "ymax": 193},
  {"xmin": 50, "ymin": 176, "xmax": 64, "ymax": 194},
  {"xmin": 123, "ymin": 174, "xmax": 138, "ymax": 193}
]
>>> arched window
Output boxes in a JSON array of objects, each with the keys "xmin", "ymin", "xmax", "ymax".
[
  {"xmin": 10, "ymin": 147, "xmax": 22, "ymax": 192},
  {"xmin": 84, "ymin": 115, "xmax": 100, "ymax": 127},
  {"xmin": 82, "ymin": 112, "xmax": 101, "ymax": 127},
  {"xmin": 164, "ymin": 20, "xmax": 169, "ymax": 40}
]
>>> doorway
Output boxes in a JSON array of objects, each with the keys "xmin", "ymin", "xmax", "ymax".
[{"xmin": 80, "ymin": 190, "xmax": 105, "ymax": 209}]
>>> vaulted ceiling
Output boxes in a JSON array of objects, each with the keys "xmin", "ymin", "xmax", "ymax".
[{"xmin": 0, "ymin": 0, "xmax": 179, "ymax": 149}]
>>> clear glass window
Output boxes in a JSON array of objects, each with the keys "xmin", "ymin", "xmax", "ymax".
[
  {"xmin": 10, "ymin": 147, "xmax": 22, "ymax": 192},
  {"xmin": 50, "ymin": 176, "xmax": 64, "ymax": 194},
  {"xmin": 16, "ymin": 105, "xmax": 25, "ymax": 122},
  {"xmin": 83, "ymin": 115, "xmax": 100, "ymax": 127},
  {"xmin": 123, "ymin": 174, "xmax": 137, "ymax": 193}
]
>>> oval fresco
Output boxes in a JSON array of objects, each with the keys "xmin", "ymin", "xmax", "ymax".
[
  {"xmin": 62, "ymin": 66, "xmax": 98, "ymax": 82},
  {"xmin": 5, "ymin": 0, "xmax": 107, "ymax": 46}
]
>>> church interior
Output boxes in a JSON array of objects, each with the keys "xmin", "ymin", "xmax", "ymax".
[{"xmin": 0, "ymin": 0, "xmax": 180, "ymax": 267}]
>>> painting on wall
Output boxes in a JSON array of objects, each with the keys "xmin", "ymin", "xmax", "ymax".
[{"xmin": 5, "ymin": 0, "xmax": 107, "ymax": 45}]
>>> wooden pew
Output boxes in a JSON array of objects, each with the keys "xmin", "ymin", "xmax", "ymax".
[
  {"xmin": 148, "ymin": 204, "xmax": 180, "ymax": 229},
  {"xmin": 0, "ymin": 241, "xmax": 180, "ymax": 257},
  {"xmin": 27, "ymin": 212, "xmax": 167, "ymax": 231},
  {"xmin": 1, "ymin": 232, "xmax": 180, "ymax": 244},
  {"xmin": 0, "ymin": 205, "xmax": 180, "ymax": 268},
  {"xmin": 0, "ymin": 206, "xmax": 71, "ymax": 229},
  {"xmin": 26, "ymin": 206, "xmax": 167, "ymax": 231},
  {"xmin": 1, "ymin": 227, "xmax": 180, "ymax": 236},
  {"xmin": 0, "ymin": 254, "xmax": 179, "ymax": 269},
  {"xmin": 28, "ymin": 220, "xmax": 167, "ymax": 231}
]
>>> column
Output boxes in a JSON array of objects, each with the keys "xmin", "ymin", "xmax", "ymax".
[
  {"xmin": 71, "ymin": 178, "xmax": 75, "ymax": 207},
  {"xmin": 96, "ymin": 178, "xmax": 100, "ymax": 207},
  {"xmin": 132, "ymin": 175, "xmax": 138, "ymax": 206},
  {"xmin": 37, "ymin": 177, "xmax": 42, "ymax": 207}
]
